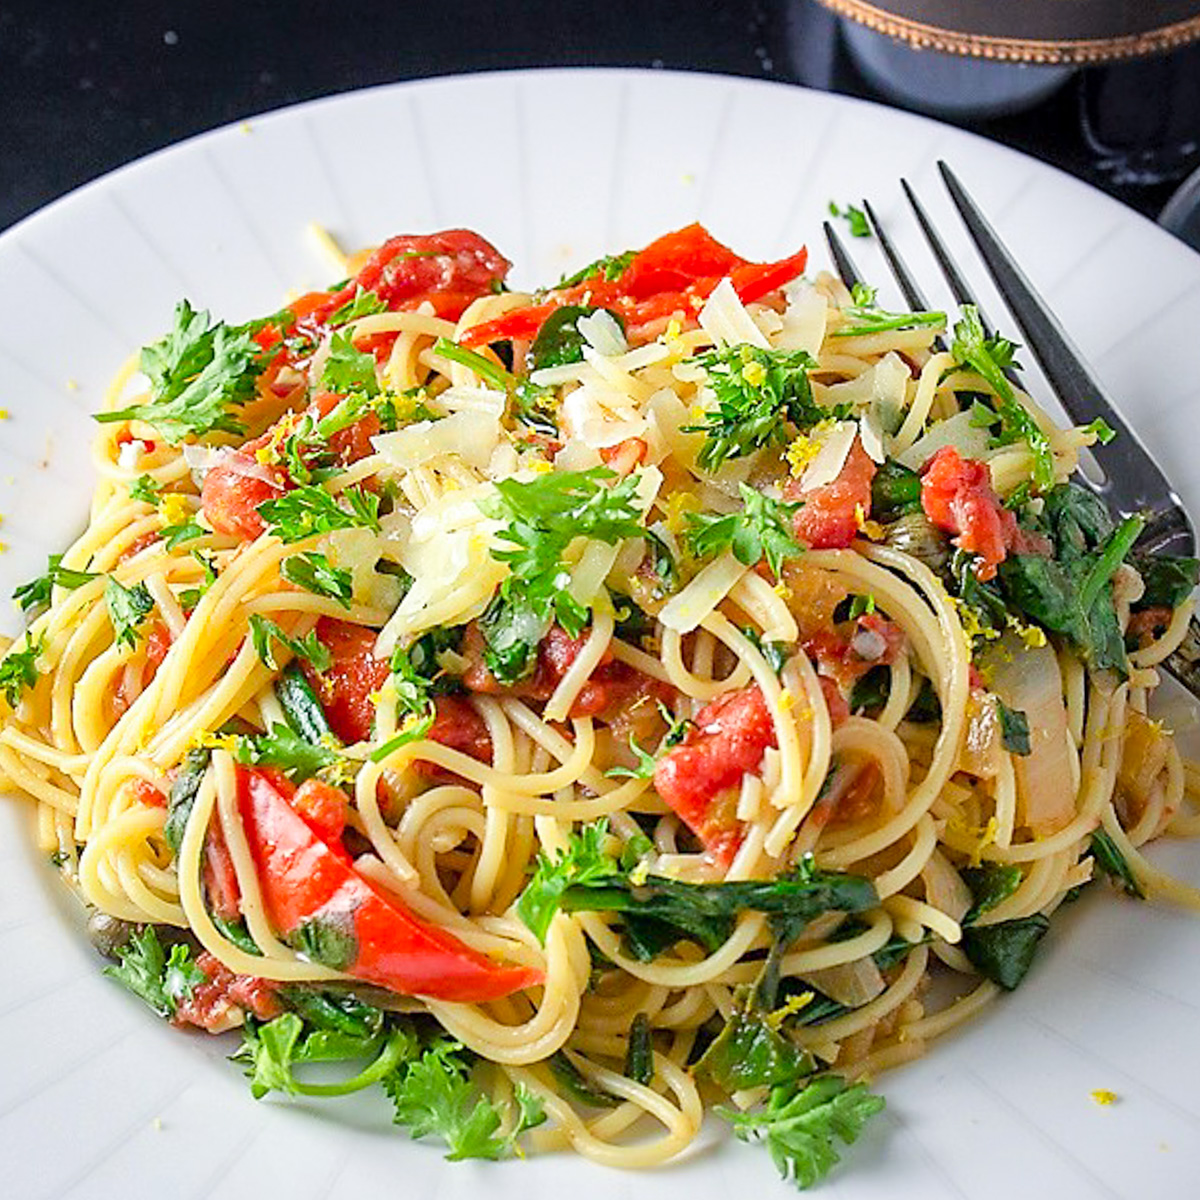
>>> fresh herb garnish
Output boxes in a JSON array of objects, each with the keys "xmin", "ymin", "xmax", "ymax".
[
  {"xmin": 104, "ymin": 576, "xmax": 155, "ymax": 649},
  {"xmin": 13, "ymin": 554, "xmax": 97, "ymax": 614},
  {"xmin": 384, "ymin": 1040, "xmax": 547, "ymax": 1160},
  {"xmin": 96, "ymin": 300, "xmax": 263, "ymax": 442},
  {"xmin": 828, "ymin": 201, "xmax": 871, "ymax": 238},
  {"xmin": 719, "ymin": 1073, "xmax": 885, "ymax": 1190},
  {"xmin": 257, "ymin": 482, "xmax": 380, "ymax": 543},
  {"xmin": 950, "ymin": 306, "xmax": 1053, "ymax": 490},
  {"xmin": 326, "ymin": 287, "xmax": 388, "ymax": 328},
  {"xmin": 684, "ymin": 485, "xmax": 802, "ymax": 578},
  {"xmin": 833, "ymin": 282, "xmax": 944, "ymax": 337},
  {"xmin": 517, "ymin": 820, "xmax": 622, "ymax": 944},
  {"xmin": 996, "ymin": 700, "xmax": 1031, "ymax": 756},
  {"xmin": 685, "ymin": 345, "xmax": 844, "ymax": 472},
  {"xmin": 555, "ymin": 249, "xmax": 636, "ymax": 288},
  {"xmin": 280, "ymin": 553, "xmax": 353, "ymax": 608},
  {"xmin": 1089, "ymin": 829, "xmax": 1145, "ymax": 899},
  {"xmin": 319, "ymin": 329, "xmax": 381, "ymax": 397},
  {"xmin": 475, "ymin": 468, "xmax": 644, "ymax": 684},
  {"xmin": 102, "ymin": 925, "xmax": 206, "ymax": 1018}
]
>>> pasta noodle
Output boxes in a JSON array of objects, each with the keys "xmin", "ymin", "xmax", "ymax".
[{"xmin": 2, "ymin": 221, "xmax": 1197, "ymax": 1187}]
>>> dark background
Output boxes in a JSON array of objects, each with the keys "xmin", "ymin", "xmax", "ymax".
[{"xmin": 2, "ymin": 0, "xmax": 1198, "ymax": 235}]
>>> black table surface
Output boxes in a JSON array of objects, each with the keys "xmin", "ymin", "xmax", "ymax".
[{"xmin": 1, "ymin": 0, "xmax": 1195, "ymax": 236}]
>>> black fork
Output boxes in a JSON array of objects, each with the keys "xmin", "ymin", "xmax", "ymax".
[{"xmin": 824, "ymin": 164, "xmax": 1200, "ymax": 696}]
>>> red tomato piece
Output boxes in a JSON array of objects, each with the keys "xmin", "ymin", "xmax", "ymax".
[
  {"xmin": 200, "ymin": 448, "xmax": 288, "ymax": 540},
  {"xmin": 300, "ymin": 618, "xmax": 389, "ymax": 744},
  {"xmin": 459, "ymin": 301, "xmax": 560, "ymax": 348},
  {"xmin": 203, "ymin": 822, "xmax": 242, "ymax": 922},
  {"xmin": 412, "ymin": 694, "xmax": 494, "ymax": 779},
  {"xmin": 308, "ymin": 392, "xmax": 381, "ymax": 466},
  {"xmin": 460, "ymin": 623, "xmax": 672, "ymax": 722},
  {"xmin": 790, "ymin": 436, "xmax": 877, "ymax": 550},
  {"xmin": 818, "ymin": 675, "xmax": 850, "ymax": 728},
  {"xmin": 292, "ymin": 778, "xmax": 348, "ymax": 844},
  {"xmin": 237, "ymin": 767, "xmax": 542, "ymax": 1002},
  {"xmin": 126, "ymin": 777, "xmax": 167, "ymax": 808},
  {"xmin": 614, "ymin": 223, "xmax": 745, "ymax": 299},
  {"xmin": 172, "ymin": 951, "xmax": 282, "ymax": 1032},
  {"xmin": 653, "ymin": 686, "xmax": 778, "ymax": 865},
  {"xmin": 920, "ymin": 445, "xmax": 1019, "ymax": 581},
  {"xmin": 318, "ymin": 230, "xmax": 510, "ymax": 324},
  {"xmin": 804, "ymin": 612, "xmax": 906, "ymax": 688}
]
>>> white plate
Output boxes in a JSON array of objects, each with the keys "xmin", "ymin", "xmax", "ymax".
[{"xmin": 2, "ymin": 69, "xmax": 1199, "ymax": 1200}]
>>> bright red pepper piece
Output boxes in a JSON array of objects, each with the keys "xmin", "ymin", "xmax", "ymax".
[{"xmin": 237, "ymin": 766, "xmax": 542, "ymax": 1003}]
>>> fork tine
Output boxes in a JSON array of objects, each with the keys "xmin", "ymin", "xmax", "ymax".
[
  {"xmin": 936, "ymin": 161, "xmax": 1136, "ymax": 451},
  {"xmin": 861, "ymin": 198, "xmax": 934, "ymax": 313},
  {"xmin": 901, "ymin": 178, "xmax": 999, "ymax": 341},
  {"xmin": 822, "ymin": 221, "xmax": 864, "ymax": 291}
]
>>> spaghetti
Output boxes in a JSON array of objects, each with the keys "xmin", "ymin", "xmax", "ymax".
[{"xmin": 2, "ymin": 222, "xmax": 1198, "ymax": 1187}]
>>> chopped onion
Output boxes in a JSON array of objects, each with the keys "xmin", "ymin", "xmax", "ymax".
[{"xmin": 983, "ymin": 633, "xmax": 1075, "ymax": 836}]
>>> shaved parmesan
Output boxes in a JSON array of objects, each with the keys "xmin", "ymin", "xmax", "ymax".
[
  {"xmin": 777, "ymin": 280, "xmax": 829, "ymax": 356},
  {"xmin": 435, "ymin": 385, "xmax": 506, "ymax": 418},
  {"xmin": 323, "ymin": 527, "xmax": 404, "ymax": 612},
  {"xmin": 658, "ymin": 551, "xmax": 748, "ymax": 633},
  {"xmin": 859, "ymin": 410, "xmax": 887, "ymax": 464},
  {"xmin": 698, "ymin": 278, "xmax": 771, "ymax": 350},
  {"xmin": 578, "ymin": 309, "xmax": 627, "ymax": 356},
  {"xmin": 898, "ymin": 409, "xmax": 992, "ymax": 471},
  {"xmin": 373, "ymin": 409, "xmax": 501, "ymax": 471},
  {"xmin": 560, "ymin": 383, "xmax": 646, "ymax": 449},
  {"xmin": 799, "ymin": 420, "xmax": 857, "ymax": 491}
]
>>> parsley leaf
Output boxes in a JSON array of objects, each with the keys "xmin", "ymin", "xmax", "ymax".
[
  {"xmin": 257, "ymin": 482, "xmax": 380, "ymax": 543},
  {"xmin": 833, "ymin": 282, "xmax": 944, "ymax": 337},
  {"xmin": 828, "ymin": 201, "xmax": 871, "ymax": 238},
  {"xmin": 384, "ymin": 1041, "xmax": 546, "ymax": 1161},
  {"xmin": 475, "ymin": 468, "xmax": 644, "ymax": 684},
  {"xmin": 104, "ymin": 576, "xmax": 155, "ymax": 649},
  {"xmin": 179, "ymin": 550, "xmax": 218, "ymax": 611},
  {"xmin": 280, "ymin": 553, "xmax": 353, "ymax": 608},
  {"xmin": 319, "ymin": 330, "xmax": 381, "ymax": 397},
  {"xmin": 684, "ymin": 485, "xmax": 802, "ymax": 578},
  {"xmin": 235, "ymin": 1010, "xmax": 416, "ymax": 1100},
  {"xmin": 96, "ymin": 300, "xmax": 262, "ymax": 442},
  {"xmin": 517, "ymin": 820, "xmax": 622, "ymax": 944},
  {"xmin": 686, "ymin": 345, "xmax": 843, "ymax": 472},
  {"xmin": 248, "ymin": 614, "xmax": 332, "ymax": 672},
  {"xmin": 160, "ymin": 521, "xmax": 205, "ymax": 550},
  {"xmin": 326, "ymin": 287, "xmax": 388, "ymax": 327},
  {"xmin": 719, "ymin": 1073, "xmax": 885, "ymax": 1189},
  {"xmin": 367, "ymin": 642, "xmax": 441, "ymax": 763},
  {"xmin": 555, "ymin": 248, "xmax": 636, "ymax": 288},
  {"xmin": 13, "ymin": 553, "xmax": 98, "ymax": 614},
  {"xmin": 102, "ymin": 926, "xmax": 206, "ymax": 1019},
  {"xmin": 950, "ymin": 306, "xmax": 1053, "ymax": 490},
  {"xmin": 996, "ymin": 700, "xmax": 1031, "ymax": 756},
  {"xmin": 0, "ymin": 635, "xmax": 44, "ymax": 707},
  {"xmin": 128, "ymin": 475, "xmax": 163, "ymax": 504}
]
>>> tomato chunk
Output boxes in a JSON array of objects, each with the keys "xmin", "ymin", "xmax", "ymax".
[
  {"xmin": 920, "ymin": 445, "xmax": 1019, "ymax": 581},
  {"xmin": 804, "ymin": 612, "xmax": 906, "ymax": 689},
  {"xmin": 172, "ymin": 950, "xmax": 282, "ymax": 1032},
  {"xmin": 413, "ymin": 694, "xmax": 494, "ymax": 779},
  {"xmin": 789, "ymin": 436, "xmax": 876, "ymax": 550},
  {"xmin": 460, "ymin": 224, "xmax": 806, "ymax": 349},
  {"xmin": 300, "ymin": 618, "xmax": 389, "ymax": 744},
  {"xmin": 653, "ymin": 686, "xmax": 777, "ymax": 865},
  {"xmin": 200, "ymin": 449, "xmax": 288, "ymax": 540},
  {"xmin": 461, "ymin": 623, "xmax": 673, "ymax": 720},
  {"xmin": 237, "ymin": 767, "xmax": 541, "ymax": 1002},
  {"xmin": 317, "ymin": 230, "xmax": 510, "ymax": 324}
]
